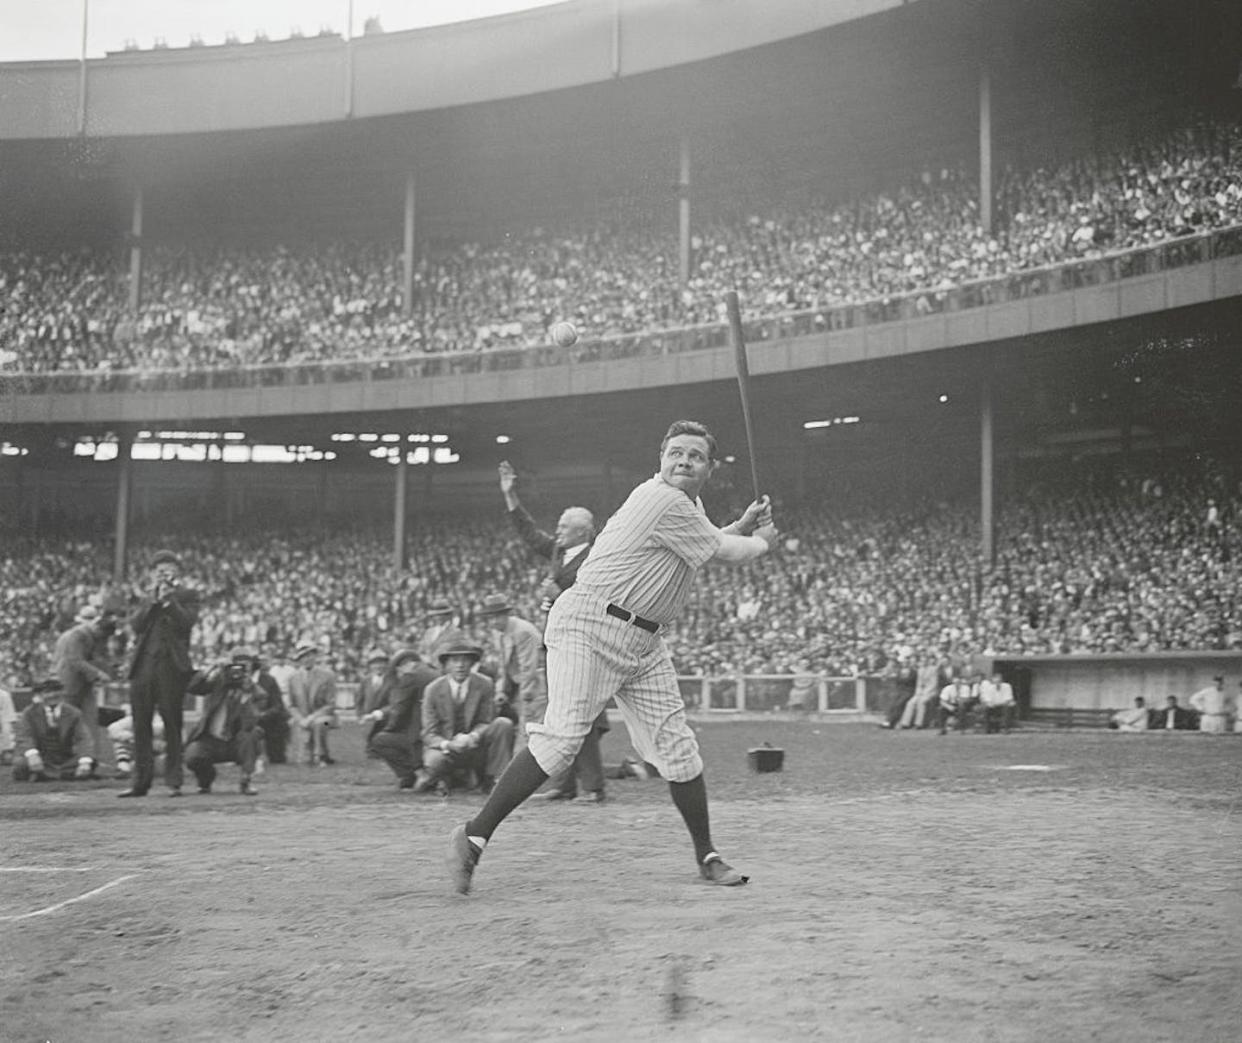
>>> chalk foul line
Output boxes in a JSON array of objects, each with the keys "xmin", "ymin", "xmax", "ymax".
[{"xmin": 0, "ymin": 873, "xmax": 138, "ymax": 923}]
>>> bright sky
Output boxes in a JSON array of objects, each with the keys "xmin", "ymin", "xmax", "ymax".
[{"xmin": 0, "ymin": 0, "xmax": 570, "ymax": 62}]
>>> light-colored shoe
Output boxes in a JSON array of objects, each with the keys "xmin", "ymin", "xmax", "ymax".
[
  {"xmin": 447, "ymin": 824, "xmax": 482, "ymax": 895},
  {"xmin": 699, "ymin": 853, "xmax": 748, "ymax": 886}
]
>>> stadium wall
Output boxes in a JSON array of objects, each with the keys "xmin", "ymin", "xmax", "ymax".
[{"xmin": 0, "ymin": 0, "xmax": 909, "ymax": 139}]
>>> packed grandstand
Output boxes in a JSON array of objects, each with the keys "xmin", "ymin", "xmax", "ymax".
[
  {"xmin": 2, "ymin": 1, "xmax": 1241, "ymax": 698},
  {"xmin": 4, "ymin": 120, "xmax": 1242, "ymax": 374},
  {"xmin": 3, "ymin": 449, "xmax": 1238, "ymax": 689}
]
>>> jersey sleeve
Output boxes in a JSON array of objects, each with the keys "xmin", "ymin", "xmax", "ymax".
[{"xmin": 651, "ymin": 491, "xmax": 723, "ymax": 567}]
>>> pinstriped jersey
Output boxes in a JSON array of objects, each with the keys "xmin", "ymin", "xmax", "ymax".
[{"xmin": 571, "ymin": 475, "xmax": 723, "ymax": 624}]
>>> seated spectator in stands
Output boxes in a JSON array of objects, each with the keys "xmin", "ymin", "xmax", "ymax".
[
  {"xmin": 183, "ymin": 647, "xmax": 263, "ymax": 795},
  {"xmin": 977, "ymin": 670, "xmax": 1017, "ymax": 733},
  {"xmin": 11, "ymin": 678, "xmax": 96, "ymax": 781},
  {"xmin": 1152, "ymin": 695, "xmax": 1197, "ymax": 731},
  {"xmin": 880, "ymin": 661, "xmax": 918, "ymax": 729},
  {"xmin": 416, "ymin": 601, "xmax": 465, "ymax": 663},
  {"xmin": 0, "ymin": 679, "xmax": 17, "ymax": 765},
  {"xmin": 1188, "ymin": 676, "xmax": 1231, "ymax": 734},
  {"xmin": 1109, "ymin": 696, "xmax": 1149, "ymax": 732},
  {"xmin": 251, "ymin": 649, "xmax": 290, "ymax": 767},
  {"xmin": 361, "ymin": 649, "xmax": 439, "ymax": 789},
  {"xmin": 287, "ymin": 643, "xmax": 338, "ymax": 765},
  {"xmin": 936, "ymin": 673, "xmax": 977, "ymax": 735},
  {"xmin": 785, "ymin": 660, "xmax": 817, "ymax": 712},
  {"xmin": 108, "ymin": 704, "xmax": 165, "ymax": 780},
  {"xmin": 900, "ymin": 656, "xmax": 943, "ymax": 729},
  {"xmin": 418, "ymin": 641, "xmax": 513, "ymax": 794},
  {"xmin": 266, "ymin": 647, "xmax": 296, "ymax": 708}
]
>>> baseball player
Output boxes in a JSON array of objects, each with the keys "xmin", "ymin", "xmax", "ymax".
[{"xmin": 447, "ymin": 419, "xmax": 777, "ymax": 894}]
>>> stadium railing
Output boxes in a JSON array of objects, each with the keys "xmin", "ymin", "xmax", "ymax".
[
  {"xmin": 676, "ymin": 673, "xmax": 906, "ymax": 715},
  {"xmin": 5, "ymin": 224, "xmax": 1241, "ymax": 394}
]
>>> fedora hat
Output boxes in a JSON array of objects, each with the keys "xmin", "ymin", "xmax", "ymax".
[
  {"xmin": 478, "ymin": 593, "xmax": 512, "ymax": 617},
  {"xmin": 293, "ymin": 643, "xmax": 320, "ymax": 662},
  {"xmin": 365, "ymin": 647, "xmax": 388, "ymax": 664},
  {"xmin": 151, "ymin": 549, "xmax": 181, "ymax": 568},
  {"xmin": 437, "ymin": 640, "xmax": 483, "ymax": 665},
  {"xmin": 389, "ymin": 648, "xmax": 423, "ymax": 671},
  {"xmin": 74, "ymin": 604, "xmax": 100, "ymax": 625}
]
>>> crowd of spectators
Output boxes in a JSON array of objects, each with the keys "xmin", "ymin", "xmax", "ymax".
[
  {"xmin": 5, "ymin": 119, "xmax": 1242, "ymax": 375},
  {"xmin": 3, "ymin": 454, "xmax": 1238, "ymax": 693}
]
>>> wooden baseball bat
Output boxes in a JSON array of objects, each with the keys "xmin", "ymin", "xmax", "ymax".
[{"xmin": 725, "ymin": 290, "xmax": 762, "ymax": 501}]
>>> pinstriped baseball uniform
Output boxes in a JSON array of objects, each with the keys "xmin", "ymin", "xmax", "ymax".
[{"xmin": 527, "ymin": 475, "xmax": 723, "ymax": 783}]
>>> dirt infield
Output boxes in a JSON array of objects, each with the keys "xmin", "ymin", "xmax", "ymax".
[{"xmin": 2, "ymin": 720, "xmax": 1239, "ymax": 1042}]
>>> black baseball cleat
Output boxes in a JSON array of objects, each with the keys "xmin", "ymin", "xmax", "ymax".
[
  {"xmin": 447, "ymin": 824, "xmax": 482, "ymax": 895},
  {"xmin": 197, "ymin": 784, "xmax": 212, "ymax": 795},
  {"xmin": 699, "ymin": 853, "xmax": 749, "ymax": 886},
  {"xmin": 239, "ymin": 780, "xmax": 258, "ymax": 796}
]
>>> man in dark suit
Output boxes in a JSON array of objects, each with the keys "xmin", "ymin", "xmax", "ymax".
[
  {"xmin": 355, "ymin": 648, "xmax": 390, "ymax": 724},
  {"xmin": 361, "ymin": 649, "xmax": 439, "ymax": 789},
  {"xmin": 418, "ymin": 641, "xmax": 514, "ymax": 794},
  {"xmin": 183, "ymin": 647, "xmax": 263, "ymax": 796},
  {"xmin": 52, "ymin": 603, "xmax": 114, "ymax": 763},
  {"xmin": 12, "ymin": 678, "xmax": 96, "ymax": 781},
  {"xmin": 252, "ymin": 648, "xmax": 289, "ymax": 766},
  {"xmin": 1152, "ymin": 695, "xmax": 1198, "ymax": 731},
  {"xmin": 499, "ymin": 460, "xmax": 609, "ymax": 803},
  {"xmin": 120, "ymin": 549, "xmax": 200, "ymax": 798}
]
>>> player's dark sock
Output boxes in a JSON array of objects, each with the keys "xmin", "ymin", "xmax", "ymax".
[
  {"xmin": 467, "ymin": 747, "xmax": 548, "ymax": 840},
  {"xmin": 668, "ymin": 773, "xmax": 715, "ymax": 864}
]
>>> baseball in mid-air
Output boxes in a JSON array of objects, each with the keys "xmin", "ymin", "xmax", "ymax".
[{"xmin": 550, "ymin": 321, "xmax": 579, "ymax": 347}]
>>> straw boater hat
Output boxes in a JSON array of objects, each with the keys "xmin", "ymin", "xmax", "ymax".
[
  {"xmin": 477, "ymin": 594, "xmax": 512, "ymax": 617},
  {"xmin": 293, "ymin": 643, "xmax": 320, "ymax": 662}
]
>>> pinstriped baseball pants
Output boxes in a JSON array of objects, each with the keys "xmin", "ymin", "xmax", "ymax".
[{"xmin": 527, "ymin": 588, "xmax": 703, "ymax": 783}]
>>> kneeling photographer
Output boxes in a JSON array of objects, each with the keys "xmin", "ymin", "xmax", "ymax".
[{"xmin": 184, "ymin": 646, "xmax": 263, "ymax": 796}]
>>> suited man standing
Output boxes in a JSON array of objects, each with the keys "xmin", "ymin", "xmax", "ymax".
[
  {"xmin": 419, "ymin": 641, "xmax": 514, "ymax": 794},
  {"xmin": 479, "ymin": 593, "xmax": 544, "ymax": 742},
  {"xmin": 361, "ymin": 649, "xmax": 439, "ymax": 789},
  {"xmin": 499, "ymin": 460, "xmax": 609, "ymax": 802},
  {"xmin": 120, "ymin": 549, "xmax": 200, "ymax": 798},
  {"xmin": 52, "ymin": 603, "xmax": 114, "ymax": 763}
]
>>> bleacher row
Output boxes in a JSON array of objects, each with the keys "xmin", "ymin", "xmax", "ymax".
[{"xmin": 4, "ymin": 119, "xmax": 1242, "ymax": 375}]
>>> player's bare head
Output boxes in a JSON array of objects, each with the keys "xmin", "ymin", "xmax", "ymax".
[
  {"xmin": 555, "ymin": 507, "xmax": 595, "ymax": 548},
  {"xmin": 660, "ymin": 421, "xmax": 717, "ymax": 498},
  {"xmin": 661, "ymin": 420, "xmax": 717, "ymax": 461}
]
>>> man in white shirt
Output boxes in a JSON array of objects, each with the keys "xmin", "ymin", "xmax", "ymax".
[
  {"xmin": 1189, "ymin": 676, "xmax": 1231, "ymax": 734},
  {"xmin": 977, "ymin": 670, "xmax": 1017, "ymax": 733},
  {"xmin": 937, "ymin": 674, "xmax": 978, "ymax": 735},
  {"xmin": 1110, "ymin": 697, "xmax": 1149, "ymax": 732}
]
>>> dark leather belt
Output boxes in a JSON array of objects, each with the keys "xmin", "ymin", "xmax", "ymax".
[{"xmin": 606, "ymin": 602, "xmax": 659, "ymax": 634}]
